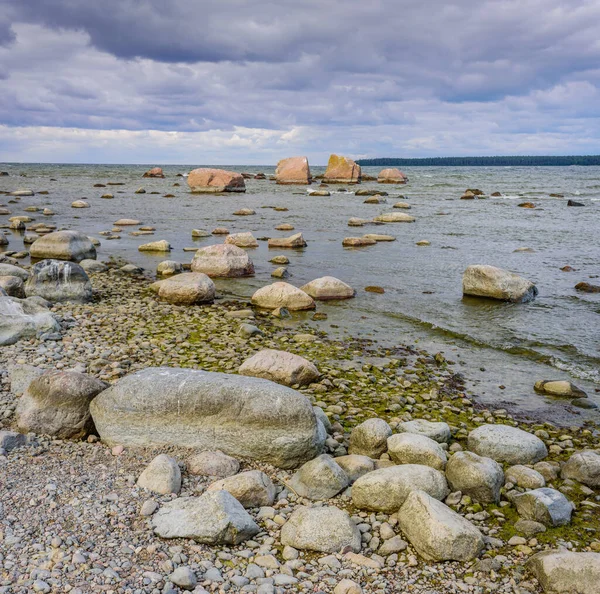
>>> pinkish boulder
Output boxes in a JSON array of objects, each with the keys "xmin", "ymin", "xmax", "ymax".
[
  {"xmin": 191, "ymin": 244, "xmax": 255, "ymax": 277},
  {"xmin": 323, "ymin": 154, "xmax": 361, "ymax": 184},
  {"xmin": 143, "ymin": 167, "xmax": 165, "ymax": 178},
  {"xmin": 187, "ymin": 168, "xmax": 246, "ymax": 193},
  {"xmin": 276, "ymin": 157, "xmax": 312, "ymax": 185},
  {"xmin": 378, "ymin": 168, "xmax": 407, "ymax": 184}
]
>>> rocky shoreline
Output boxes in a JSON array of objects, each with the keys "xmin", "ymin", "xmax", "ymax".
[{"xmin": 1, "ymin": 262, "xmax": 599, "ymax": 594}]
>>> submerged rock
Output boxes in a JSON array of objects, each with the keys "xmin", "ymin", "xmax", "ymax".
[
  {"xmin": 534, "ymin": 380, "xmax": 587, "ymax": 399},
  {"xmin": 378, "ymin": 168, "xmax": 407, "ymax": 183},
  {"xmin": 463, "ymin": 265, "xmax": 538, "ymax": 303}
]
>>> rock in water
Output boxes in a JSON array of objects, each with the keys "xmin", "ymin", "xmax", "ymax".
[
  {"xmin": 152, "ymin": 273, "xmax": 215, "ymax": 305},
  {"xmin": 238, "ymin": 349, "xmax": 320, "ymax": 387},
  {"xmin": 352, "ymin": 464, "xmax": 449, "ymax": 512},
  {"xmin": 16, "ymin": 370, "xmax": 106, "ymax": 439},
  {"xmin": 300, "ymin": 276, "xmax": 355, "ymax": 300},
  {"xmin": 323, "ymin": 154, "xmax": 361, "ymax": 184},
  {"xmin": 468, "ymin": 424, "xmax": 548, "ymax": 465},
  {"xmin": 251, "ymin": 282, "xmax": 315, "ymax": 311},
  {"xmin": 267, "ymin": 233, "xmax": 307, "ymax": 249},
  {"xmin": 373, "ymin": 212, "xmax": 416, "ymax": 223},
  {"xmin": 138, "ymin": 240, "xmax": 171, "ymax": 252},
  {"xmin": 143, "ymin": 167, "xmax": 165, "ymax": 178},
  {"xmin": 191, "ymin": 244, "xmax": 255, "ymax": 277},
  {"xmin": 29, "ymin": 230, "xmax": 96, "ymax": 262},
  {"xmin": 280, "ymin": 506, "xmax": 361, "ymax": 553},
  {"xmin": 463, "ymin": 265, "xmax": 538, "ymax": 303},
  {"xmin": 187, "ymin": 168, "xmax": 246, "ymax": 193},
  {"xmin": 287, "ymin": 454, "xmax": 349, "ymax": 500},
  {"xmin": 89, "ymin": 367, "xmax": 325, "ymax": 468},
  {"xmin": 0, "ymin": 264, "xmax": 29, "ymax": 280},
  {"xmin": 561, "ymin": 450, "xmax": 600, "ymax": 488},
  {"xmin": 445, "ymin": 451, "xmax": 504, "ymax": 503},
  {"xmin": 137, "ymin": 454, "xmax": 182, "ymax": 494},
  {"xmin": 527, "ymin": 550, "xmax": 600, "ymax": 594},
  {"xmin": 0, "ymin": 296, "xmax": 60, "ymax": 345},
  {"xmin": 225, "ymin": 232, "xmax": 259, "ymax": 248},
  {"xmin": 24, "ymin": 260, "xmax": 92, "ymax": 303},
  {"xmin": 207, "ymin": 470, "xmax": 276, "ymax": 508},
  {"xmin": 152, "ymin": 490, "xmax": 259, "ymax": 544},
  {"xmin": 534, "ymin": 380, "xmax": 587, "ymax": 398},
  {"xmin": 378, "ymin": 168, "xmax": 407, "ymax": 184},
  {"xmin": 514, "ymin": 488, "xmax": 573, "ymax": 527},
  {"xmin": 396, "ymin": 490, "xmax": 484, "ymax": 562},
  {"xmin": 275, "ymin": 156, "xmax": 312, "ymax": 184}
]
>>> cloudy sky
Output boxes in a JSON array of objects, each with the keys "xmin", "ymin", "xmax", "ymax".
[{"xmin": 1, "ymin": 0, "xmax": 600, "ymax": 164}]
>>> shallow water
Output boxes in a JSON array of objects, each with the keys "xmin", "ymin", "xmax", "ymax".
[{"xmin": 1, "ymin": 163, "xmax": 599, "ymax": 424}]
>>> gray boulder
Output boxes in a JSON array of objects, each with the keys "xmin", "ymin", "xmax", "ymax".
[
  {"xmin": 137, "ymin": 454, "xmax": 182, "ymax": 495},
  {"xmin": 352, "ymin": 464, "xmax": 449, "ymax": 512},
  {"xmin": 0, "ymin": 296, "xmax": 59, "ymax": 345},
  {"xmin": 187, "ymin": 450, "xmax": 239, "ymax": 478},
  {"xmin": 463, "ymin": 265, "xmax": 538, "ymax": 303},
  {"xmin": 334, "ymin": 455, "xmax": 375, "ymax": 483},
  {"xmin": 16, "ymin": 370, "xmax": 106, "ymax": 439},
  {"xmin": 0, "ymin": 430, "xmax": 27, "ymax": 452},
  {"xmin": 239, "ymin": 349, "xmax": 320, "ymax": 387},
  {"xmin": 396, "ymin": 490, "xmax": 484, "ymax": 562},
  {"xmin": 395, "ymin": 419, "xmax": 451, "ymax": 443},
  {"xmin": 561, "ymin": 450, "xmax": 600, "ymax": 488},
  {"xmin": 29, "ymin": 230, "xmax": 96, "ymax": 262},
  {"xmin": 207, "ymin": 470, "xmax": 276, "ymax": 508},
  {"xmin": 514, "ymin": 488, "xmax": 573, "ymax": 527},
  {"xmin": 445, "ymin": 451, "xmax": 504, "ymax": 503},
  {"xmin": 280, "ymin": 506, "xmax": 361, "ymax": 553},
  {"xmin": 25, "ymin": 259, "xmax": 92, "ymax": 303},
  {"xmin": 151, "ymin": 272, "xmax": 215, "ymax": 305},
  {"xmin": 191, "ymin": 244, "xmax": 254, "ymax": 278},
  {"xmin": 468, "ymin": 424, "xmax": 547, "ymax": 465},
  {"xmin": 348, "ymin": 418, "xmax": 392, "ymax": 458},
  {"xmin": 0, "ymin": 264, "xmax": 29, "ymax": 280},
  {"xmin": 0, "ymin": 275, "xmax": 25, "ymax": 298},
  {"xmin": 89, "ymin": 367, "xmax": 325, "ymax": 468},
  {"xmin": 534, "ymin": 380, "xmax": 587, "ymax": 399},
  {"xmin": 387, "ymin": 433, "xmax": 447, "ymax": 470},
  {"xmin": 152, "ymin": 490, "xmax": 259, "ymax": 544},
  {"xmin": 9, "ymin": 364, "xmax": 44, "ymax": 396},
  {"xmin": 505, "ymin": 465, "xmax": 546, "ymax": 489},
  {"xmin": 527, "ymin": 550, "xmax": 600, "ymax": 594},
  {"xmin": 288, "ymin": 454, "xmax": 349, "ymax": 500}
]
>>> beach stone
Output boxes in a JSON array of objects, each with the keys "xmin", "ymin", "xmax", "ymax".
[
  {"xmin": 362, "ymin": 233, "xmax": 395, "ymax": 242},
  {"xmin": 191, "ymin": 229, "xmax": 211, "ymax": 238},
  {"xmin": 24, "ymin": 259, "xmax": 92, "ymax": 303},
  {"xmin": 170, "ymin": 567, "xmax": 197, "ymax": 590},
  {"xmin": 334, "ymin": 455, "xmax": 375, "ymax": 483},
  {"xmin": 463, "ymin": 265, "xmax": 538, "ymax": 303},
  {"xmin": 187, "ymin": 450, "xmax": 240, "ymax": 478},
  {"xmin": 300, "ymin": 276, "xmax": 355, "ymax": 300},
  {"xmin": 9, "ymin": 364, "xmax": 44, "ymax": 396},
  {"xmin": 0, "ymin": 263, "xmax": 29, "ymax": 280},
  {"xmin": 280, "ymin": 506, "xmax": 361, "ymax": 553},
  {"xmin": 348, "ymin": 418, "xmax": 392, "ymax": 458},
  {"xmin": 387, "ymin": 433, "xmax": 447, "ymax": 470},
  {"xmin": 393, "ymin": 201, "xmax": 411, "ymax": 209},
  {"xmin": 267, "ymin": 233, "xmax": 307, "ymax": 249},
  {"xmin": 534, "ymin": 380, "xmax": 587, "ymax": 399},
  {"xmin": 323, "ymin": 154, "xmax": 361, "ymax": 184},
  {"xmin": 29, "ymin": 230, "xmax": 96, "ymax": 262},
  {"xmin": 514, "ymin": 488, "xmax": 573, "ymax": 526},
  {"xmin": 143, "ymin": 167, "xmax": 165, "ymax": 178},
  {"xmin": 352, "ymin": 464, "xmax": 449, "ymax": 512},
  {"xmin": 157, "ymin": 260, "xmax": 183, "ymax": 276},
  {"xmin": 0, "ymin": 430, "xmax": 27, "ymax": 452},
  {"xmin": 90, "ymin": 367, "xmax": 325, "ymax": 468},
  {"xmin": 515, "ymin": 519, "xmax": 547, "ymax": 536},
  {"xmin": 275, "ymin": 156, "xmax": 312, "ymax": 184},
  {"xmin": 505, "ymin": 465, "xmax": 546, "ymax": 489},
  {"xmin": 270, "ymin": 266, "xmax": 288, "ymax": 279},
  {"xmin": 187, "ymin": 168, "xmax": 246, "ymax": 193},
  {"xmin": 288, "ymin": 454, "xmax": 349, "ymax": 500},
  {"xmin": 80, "ymin": 259, "xmax": 107, "ymax": 273},
  {"xmin": 238, "ymin": 323, "xmax": 262, "ymax": 337},
  {"xmin": 233, "ymin": 208, "xmax": 255, "ymax": 216},
  {"xmin": 396, "ymin": 419, "xmax": 451, "ymax": 443},
  {"xmin": 561, "ymin": 450, "xmax": 600, "ymax": 488},
  {"xmin": 379, "ymin": 535, "xmax": 408, "ymax": 555},
  {"xmin": 152, "ymin": 490, "xmax": 259, "ymax": 544},
  {"xmin": 396, "ymin": 490, "xmax": 484, "ymax": 562},
  {"xmin": 225, "ymin": 232, "xmax": 258, "ymax": 248},
  {"xmin": 15, "ymin": 370, "xmax": 106, "ymax": 439},
  {"xmin": 114, "ymin": 219, "xmax": 141, "ymax": 226},
  {"xmin": 9, "ymin": 219, "xmax": 25, "ymax": 230},
  {"xmin": 468, "ymin": 424, "xmax": 548, "ymax": 464},
  {"xmin": 342, "ymin": 237, "xmax": 377, "ymax": 247},
  {"xmin": 251, "ymin": 282, "xmax": 315, "ymax": 310},
  {"xmin": 373, "ymin": 212, "xmax": 415, "ymax": 223},
  {"xmin": 363, "ymin": 195, "xmax": 385, "ymax": 204},
  {"xmin": 309, "ymin": 190, "xmax": 330, "ymax": 196},
  {"xmin": 334, "ymin": 580, "xmax": 363, "ymax": 594},
  {"xmin": 138, "ymin": 239, "xmax": 171, "ymax": 252},
  {"xmin": 9, "ymin": 189, "xmax": 34, "ymax": 196},
  {"xmin": 0, "ymin": 275, "xmax": 25, "ymax": 298},
  {"xmin": 239, "ymin": 349, "xmax": 320, "ymax": 387},
  {"xmin": 71, "ymin": 200, "xmax": 89, "ymax": 208},
  {"xmin": 191, "ymin": 244, "xmax": 255, "ymax": 277},
  {"xmin": 152, "ymin": 272, "xmax": 215, "ymax": 305},
  {"xmin": 445, "ymin": 451, "xmax": 504, "ymax": 503},
  {"xmin": 378, "ymin": 168, "xmax": 407, "ymax": 183},
  {"xmin": 0, "ymin": 295, "xmax": 59, "ymax": 345},
  {"xmin": 207, "ymin": 470, "xmax": 276, "ymax": 508},
  {"xmin": 137, "ymin": 454, "xmax": 182, "ymax": 495},
  {"xmin": 527, "ymin": 550, "xmax": 600, "ymax": 594}
]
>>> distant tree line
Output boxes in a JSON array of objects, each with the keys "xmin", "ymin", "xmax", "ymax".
[{"xmin": 356, "ymin": 156, "xmax": 600, "ymax": 167}]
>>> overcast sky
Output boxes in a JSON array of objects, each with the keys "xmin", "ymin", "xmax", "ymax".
[{"xmin": 1, "ymin": 0, "xmax": 600, "ymax": 164}]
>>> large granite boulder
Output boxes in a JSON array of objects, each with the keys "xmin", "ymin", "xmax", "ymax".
[
  {"xmin": 89, "ymin": 367, "xmax": 325, "ymax": 468},
  {"xmin": 352, "ymin": 464, "xmax": 449, "ymax": 512},
  {"xmin": 514, "ymin": 488, "xmax": 573, "ymax": 527},
  {"xmin": 463, "ymin": 265, "xmax": 538, "ymax": 303},
  {"xmin": 287, "ymin": 454, "xmax": 349, "ymax": 500},
  {"xmin": 251, "ymin": 282, "xmax": 315, "ymax": 311},
  {"xmin": 527, "ymin": 550, "xmax": 600, "ymax": 594},
  {"xmin": 152, "ymin": 272, "xmax": 215, "ymax": 305},
  {"xmin": 445, "ymin": 451, "xmax": 504, "ymax": 503},
  {"xmin": 24, "ymin": 260, "xmax": 92, "ymax": 303},
  {"xmin": 275, "ymin": 157, "xmax": 312, "ymax": 184},
  {"xmin": 239, "ymin": 349, "xmax": 320, "ymax": 387},
  {"xmin": 323, "ymin": 154, "xmax": 361, "ymax": 184},
  {"xmin": 0, "ymin": 296, "xmax": 59, "ymax": 346},
  {"xmin": 187, "ymin": 168, "xmax": 246, "ymax": 193},
  {"xmin": 191, "ymin": 244, "xmax": 254, "ymax": 277},
  {"xmin": 300, "ymin": 277, "xmax": 355, "ymax": 300},
  {"xmin": 561, "ymin": 450, "xmax": 600, "ymax": 488},
  {"xmin": 468, "ymin": 424, "xmax": 548, "ymax": 465},
  {"xmin": 152, "ymin": 490, "xmax": 259, "ymax": 544},
  {"xmin": 143, "ymin": 167, "xmax": 165, "ymax": 178},
  {"xmin": 207, "ymin": 470, "xmax": 276, "ymax": 508},
  {"xmin": 280, "ymin": 506, "xmax": 361, "ymax": 553},
  {"xmin": 378, "ymin": 168, "xmax": 407, "ymax": 184},
  {"xmin": 30, "ymin": 230, "xmax": 96, "ymax": 262},
  {"xmin": 16, "ymin": 370, "xmax": 107, "ymax": 439},
  {"xmin": 396, "ymin": 490, "xmax": 484, "ymax": 562}
]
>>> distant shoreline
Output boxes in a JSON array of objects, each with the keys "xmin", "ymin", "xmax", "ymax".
[{"xmin": 357, "ymin": 156, "xmax": 600, "ymax": 166}]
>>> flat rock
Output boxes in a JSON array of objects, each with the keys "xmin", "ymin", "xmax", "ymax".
[
  {"xmin": 534, "ymin": 380, "xmax": 587, "ymax": 399},
  {"xmin": 139, "ymin": 240, "xmax": 171, "ymax": 252},
  {"xmin": 267, "ymin": 233, "xmax": 306, "ymax": 249},
  {"xmin": 373, "ymin": 212, "xmax": 415, "ymax": 223},
  {"xmin": 225, "ymin": 232, "xmax": 258, "ymax": 248}
]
